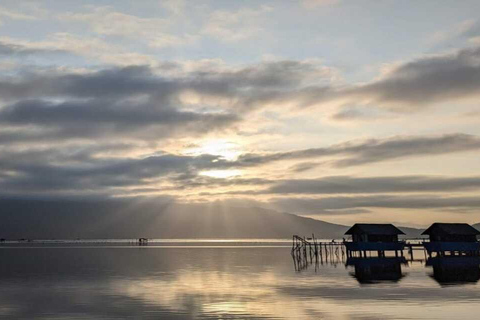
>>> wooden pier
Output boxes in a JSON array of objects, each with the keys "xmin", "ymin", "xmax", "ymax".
[
  {"xmin": 292, "ymin": 235, "xmax": 480, "ymax": 269},
  {"xmin": 292, "ymin": 223, "xmax": 480, "ymax": 269},
  {"xmin": 291, "ymin": 235, "xmax": 428, "ymax": 269}
]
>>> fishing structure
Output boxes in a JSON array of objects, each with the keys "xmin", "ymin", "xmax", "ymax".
[{"xmin": 291, "ymin": 222, "xmax": 480, "ymax": 271}]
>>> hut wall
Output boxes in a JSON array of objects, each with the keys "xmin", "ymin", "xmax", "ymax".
[
  {"xmin": 430, "ymin": 234, "xmax": 477, "ymax": 242},
  {"xmin": 352, "ymin": 234, "xmax": 368, "ymax": 242},
  {"xmin": 367, "ymin": 235, "xmax": 398, "ymax": 243}
]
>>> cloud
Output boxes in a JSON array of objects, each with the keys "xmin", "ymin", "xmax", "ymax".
[
  {"xmin": 0, "ymin": 34, "xmax": 158, "ymax": 66},
  {"xmin": 203, "ymin": 5, "xmax": 272, "ymax": 42},
  {"xmin": 239, "ymin": 45, "xmax": 480, "ymax": 114},
  {"xmin": 0, "ymin": 60, "xmax": 334, "ymax": 102},
  {"xmin": 160, "ymin": 0, "xmax": 186, "ymax": 15},
  {"xmin": 301, "ymin": 0, "xmax": 340, "ymax": 9},
  {"xmin": 428, "ymin": 19, "xmax": 477, "ymax": 46},
  {"xmin": 0, "ymin": 59, "xmax": 336, "ymax": 144},
  {"xmin": 1, "ymin": 51, "xmax": 479, "ymax": 203},
  {"xmin": 10, "ymin": 36, "xmax": 479, "ymax": 119},
  {"xmin": 0, "ymin": 99, "xmax": 238, "ymax": 141},
  {"xmin": 59, "ymin": 6, "xmax": 197, "ymax": 48},
  {"xmin": 0, "ymin": 146, "xmax": 225, "ymax": 196},
  {"xmin": 226, "ymin": 45, "xmax": 480, "ymax": 114},
  {"xmin": 0, "ymin": 65, "xmax": 246, "ymax": 144},
  {"xmin": 267, "ymin": 175, "xmax": 480, "ymax": 194},
  {"xmin": 0, "ymin": 40, "xmax": 65, "ymax": 56},
  {"xmin": 350, "ymin": 46, "xmax": 480, "ymax": 111},
  {"xmin": 0, "ymin": 5, "xmax": 37, "ymax": 21},
  {"xmin": 235, "ymin": 133, "xmax": 480, "ymax": 168},
  {"xmin": 270, "ymin": 195, "xmax": 480, "ymax": 214},
  {"xmin": 198, "ymin": 174, "xmax": 480, "ymax": 204}
]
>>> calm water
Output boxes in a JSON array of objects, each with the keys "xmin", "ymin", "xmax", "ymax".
[{"xmin": 1, "ymin": 241, "xmax": 480, "ymax": 319}]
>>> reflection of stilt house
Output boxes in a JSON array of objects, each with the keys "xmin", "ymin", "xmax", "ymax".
[
  {"xmin": 427, "ymin": 256, "xmax": 480, "ymax": 285},
  {"xmin": 344, "ymin": 224, "xmax": 405, "ymax": 258},
  {"xmin": 422, "ymin": 223, "xmax": 480, "ymax": 257},
  {"xmin": 347, "ymin": 257, "xmax": 407, "ymax": 284}
]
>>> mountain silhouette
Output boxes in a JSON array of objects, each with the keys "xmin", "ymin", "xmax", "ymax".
[{"xmin": 0, "ymin": 197, "xmax": 422, "ymax": 239}]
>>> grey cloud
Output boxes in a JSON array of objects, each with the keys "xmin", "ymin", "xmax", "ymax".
[
  {"xmin": 2, "ymin": 45, "xmax": 480, "ymax": 120},
  {"xmin": 235, "ymin": 133, "xmax": 480, "ymax": 167},
  {"xmin": 1, "ymin": 133, "xmax": 480, "ymax": 198},
  {"xmin": 0, "ymin": 41, "xmax": 65, "ymax": 56},
  {"xmin": 0, "ymin": 66, "xmax": 174, "ymax": 102},
  {"xmin": 0, "ymin": 99, "xmax": 238, "ymax": 141},
  {"xmin": 289, "ymin": 162, "xmax": 320, "ymax": 172},
  {"xmin": 0, "ymin": 61, "xmax": 331, "ymax": 103},
  {"xmin": 0, "ymin": 61, "xmax": 332, "ymax": 143},
  {"xmin": 2, "ymin": 57, "xmax": 480, "ymax": 200},
  {"xmin": 252, "ymin": 46, "xmax": 480, "ymax": 113},
  {"xmin": 331, "ymin": 107, "xmax": 366, "ymax": 121},
  {"xmin": 197, "ymin": 174, "xmax": 480, "ymax": 198},
  {"xmin": 0, "ymin": 147, "xmax": 225, "ymax": 195},
  {"xmin": 191, "ymin": 60, "xmax": 333, "ymax": 89},
  {"xmin": 270, "ymin": 195, "xmax": 480, "ymax": 214},
  {"xmin": 268, "ymin": 175, "xmax": 480, "ymax": 194},
  {"xmin": 352, "ymin": 46, "xmax": 480, "ymax": 110}
]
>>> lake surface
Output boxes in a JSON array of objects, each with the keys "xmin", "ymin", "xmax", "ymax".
[{"xmin": 1, "ymin": 240, "xmax": 480, "ymax": 319}]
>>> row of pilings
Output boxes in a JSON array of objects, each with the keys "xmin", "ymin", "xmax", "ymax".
[{"xmin": 291, "ymin": 235, "xmax": 346, "ymax": 270}]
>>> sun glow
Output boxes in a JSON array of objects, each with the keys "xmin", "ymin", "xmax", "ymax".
[
  {"xmin": 199, "ymin": 170, "xmax": 242, "ymax": 179},
  {"xmin": 185, "ymin": 139, "xmax": 241, "ymax": 161}
]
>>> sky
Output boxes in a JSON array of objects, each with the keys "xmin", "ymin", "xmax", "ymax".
[{"xmin": 1, "ymin": 0, "xmax": 480, "ymax": 227}]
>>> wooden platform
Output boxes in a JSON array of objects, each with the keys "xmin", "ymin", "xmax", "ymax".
[{"xmin": 291, "ymin": 235, "xmax": 480, "ymax": 264}]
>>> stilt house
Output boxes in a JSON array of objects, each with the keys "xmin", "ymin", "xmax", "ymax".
[
  {"xmin": 344, "ymin": 224, "xmax": 405, "ymax": 257},
  {"xmin": 422, "ymin": 223, "xmax": 480, "ymax": 256}
]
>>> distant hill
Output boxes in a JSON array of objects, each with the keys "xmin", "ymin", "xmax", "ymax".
[
  {"xmin": 473, "ymin": 223, "xmax": 480, "ymax": 232},
  {"xmin": 0, "ymin": 197, "xmax": 427, "ymax": 240},
  {"xmin": 0, "ymin": 198, "xmax": 349, "ymax": 239},
  {"xmin": 397, "ymin": 226, "xmax": 424, "ymax": 238}
]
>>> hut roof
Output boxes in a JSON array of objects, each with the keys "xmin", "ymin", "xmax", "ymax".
[
  {"xmin": 345, "ymin": 223, "xmax": 405, "ymax": 235},
  {"xmin": 421, "ymin": 223, "xmax": 480, "ymax": 236}
]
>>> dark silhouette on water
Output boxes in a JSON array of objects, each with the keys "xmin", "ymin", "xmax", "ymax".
[
  {"xmin": 291, "ymin": 245, "xmax": 408, "ymax": 284},
  {"xmin": 427, "ymin": 256, "xmax": 480, "ymax": 286},
  {"xmin": 138, "ymin": 238, "xmax": 149, "ymax": 245},
  {"xmin": 346, "ymin": 257, "xmax": 407, "ymax": 284}
]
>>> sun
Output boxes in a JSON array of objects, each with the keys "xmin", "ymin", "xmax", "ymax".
[
  {"xmin": 199, "ymin": 169, "xmax": 242, "ymax": 179},
  {"xmin": 185, "ymin": 139, "xmax": 241, "ymax": 161},
  {"xmin": 183, "ymin": 139, "xmax": 244, "ymax": 179}
]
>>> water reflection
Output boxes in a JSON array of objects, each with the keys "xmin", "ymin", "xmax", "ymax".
[
  {"xmin": 427, "ymin": 256, "xmax": 480, "ymax": 286},
  {"xmin": 291, "ymin": 247, "xmax": 407, "ymax": 284},
  {"xmin": 346, "ymin": 257, "xmax": 407, "ymax": 284},
  {"xmin": 2, "ymin": 244, "xmax": 480, "ymax": 319},
  {"xmin": 292, "ymin": 247, "xmax": 480, "ymax": 288}
]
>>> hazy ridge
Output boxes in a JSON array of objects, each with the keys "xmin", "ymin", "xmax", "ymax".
[{"xmin": 0, "ymin": 198, "xmax": 428, "ymax": 239}]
